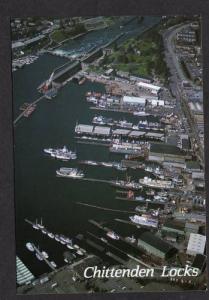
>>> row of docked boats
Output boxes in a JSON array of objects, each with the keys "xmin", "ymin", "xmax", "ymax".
[
  {"xmin": 92, "ymin": 115, "xmax": 164, "ymax": 131},
  {"xmin": 29, "ymin": 219, "xmax": 86, "ymax": 256},
  {"xmin": 79, "ymin": 160, "xmax": 127, "ymax": 171},
  {"xmin": 25, "ymin": 242, "xmax": 57, "ymax": 268}
]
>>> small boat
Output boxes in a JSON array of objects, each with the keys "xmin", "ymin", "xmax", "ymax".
[
  {"xmin": 73, "ymin": 244, "xmax": 79, "ymax": 249},
  {"xmin": 76, "ymin": 250, "xmax": 84, "ymax": 256},
  {"xmin": 55, "ymin": 235, "xmax": 61, "ymax": 242},
  {"xmin": 107, "ymin": 231, "xmax": 120, "ymax": 240},
  {"xmin": 26, "ymin": 242, "xmax": 34, "ymax": 252},
  {"xmin": 32, "ymin": 219, "xmax": 39, "ymax": 230},
  {"xmin": 36, "ymin": 253, "xmax": 43, "ymax": 261},
  {"xmin": 67, "ymin": 244, "xmax": 74, "ymax": 250},
  {"xmin": 42, "ymin": 251, "xmax": 49, "ymax": 259},
  {"xmin": 37, "ymin": 218, "xmax": 44, "ymax": 229},
  {"xmin": 50, "ymin": 261, "xmax": 57, "ymax": 268},
  {"xmin": 48, "ymin": 232, "xmax": 54, "ymax": 239}
]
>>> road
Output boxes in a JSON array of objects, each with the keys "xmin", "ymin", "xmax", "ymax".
[{"xmin": 163, "ymin": 23, "xmax": 204, "ymax": 164}]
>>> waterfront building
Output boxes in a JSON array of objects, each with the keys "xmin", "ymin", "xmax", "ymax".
[
  {"xmin": 137, "ymin": 232, "xmax": 177, "ymax": 260},
  {"xmin": 161, "ymin": 221, "xmax": 185, "ymax": 237},
  {"xmin": 192, "ymin": 254, "xmax": 206, "ymax": 274},
  {"xmin": 185, "ymin": 222, "xmax": 200, "ymax": 238},
  {"xmin": 174, "ymin": 212, "xmax": 206, "ymax": 224},
  {"xmin": 129, "ymin": 75, "xmax": 153, "ymax": 83},
  {"xmin": 137, "ymin": 82, "xmax": 161, "ymax": 95},
  {"xmin": 146, "ymin": 98, "xmax": 165, "ymax": 106},
  {"xmin": 186, "ymin": 233, "xmax": 206, "ymax": 256},
  {"xmin": 122, "ymin": 95, "xmax": 146, "ymax": 106}
]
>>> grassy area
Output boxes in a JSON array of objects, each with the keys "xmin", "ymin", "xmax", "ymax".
[
  {"xmin": 102, "ymin": 23, "xmax": 170, "ymax": 83},
  {"xmin": 51, "ymin": 30, "xmax": 68, "ymax": 43}
]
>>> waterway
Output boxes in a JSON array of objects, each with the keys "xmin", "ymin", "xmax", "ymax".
[{"xmin": 13, "ymin": 16, "xmax": 161, "ymax": 277}]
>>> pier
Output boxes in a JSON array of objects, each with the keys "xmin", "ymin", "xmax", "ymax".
[
  {"xmin": 14, "ymin": 95, "xmax": 45, "ymax": 125},
  {"xmin": 31, "ymin": 243, "xmax": 57, "ymax": 271},
  {"xmin": 76, "ymin": 202, "xmax": 136, "ymax": 214}
]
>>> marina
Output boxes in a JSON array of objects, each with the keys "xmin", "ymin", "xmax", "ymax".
[
  {"xmin": 12, "ymin": 15, "xmax": 206, "ymax": 294},
  {"xmin": 26, "ymin": 242, "xmax": 57, "ymax": 271}
]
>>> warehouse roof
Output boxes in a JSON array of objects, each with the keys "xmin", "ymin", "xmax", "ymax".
[
  {"xmin": 192, "ymin": 254, "xmax": 206, "ymax": 270},
  {"xmin": 75, "ymin": 124, "xmax": 93, "ymax": 133},
  {"xmin": 146, "ymin": 132, "xmax": 164, "ymax": 138},
  {"xmin": 187, "ymin": 233, "xmax": 206, "ymax": 255},
  {"xmin": 112, "ymin": 129, "xmax": 130, "ymax": 135},
  {"xmin": 94, "ymin": 126, "xmax": 110, "ymax": 135},
  {"xmin": 138, "ymin": 231, "xmax": 176, "ymax": 254},
  {"xmin": 185, "ymin": 222, "xmax": 199, "ymax": 233},
  {"xmin": 137, "ymin": 82, "xmax": 161, "ymax": 91},
  {"xmin": 163, "ymin": 221, "xmax": 185, "ymax": 231},
  {"xmin": 129, "ymin": 131, "xmax": 146, "ymax": 137},
  {"xmin": 150, "ymin": 143, "xmax": 185, "ymax": 156},
  {"xmin": 123, "ymin": 96, "xmax": 146, "ymax": 104}
]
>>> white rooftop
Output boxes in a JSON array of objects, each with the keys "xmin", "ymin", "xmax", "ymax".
[
  {"xmin": 94, "ymin": 126, "xmax": 110, "ymax": 135},
  {"xmin": 129, "ymin": 131, "xmax": 146, "ymax": 137},
  {"xmin": 123, "ymin": 96, "xmax": 146, "ymax": 104},
  {"xmin": 75, "ymin": 124, "xmax": 93, "ymax": 133},
  {"xmin": 113, "ymin": 129, "xmax": 131, "ymax": 135},
  {"xmin": 187, "ymin": 233, "xmax": 206, "ymax": 256},
  {"xmin": 137, "ymin": 81, "xmax": 161, "ymax": 91}
]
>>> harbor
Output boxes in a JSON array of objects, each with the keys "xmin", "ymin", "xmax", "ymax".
[{"xmin": 12, "ymin": 16, "xmax": 206, "ymax": 294}]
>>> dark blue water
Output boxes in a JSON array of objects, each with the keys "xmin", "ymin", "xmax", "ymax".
[{"xmin": 13, "ymin": 16, "xmax": 160, "ymax": 278}]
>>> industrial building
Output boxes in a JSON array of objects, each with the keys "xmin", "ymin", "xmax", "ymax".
[
  {"xmin": 185, "ymin": 222, "xmax": 200, "ymax": 237},
  {"xmin": 186, "ymin": 233, "xmax": 206, "ymax": 256},
  {"xmin": 192, "ymin": 254, "xmax": 206, "ymax": 274},
  {"xmin": 75, "ymin": 124, "xmax": 111, "ymax": 136},
  {"xmin": 148, "ymin": 143, "xmax": 186, "ymax": 168},
  {"xmin": 137, "ymin": 232, "xmax": 177, "ymax": 260},
  {"xmin": 174, "ymin": 212, "xmax": 206, "ymax": 224},
  {"xmin": 137, "ymin": 82, "xmax": 162, "ymax": 95},
  {"xmin": 161, "ymin": 221, "xmax": 185, "ymax": 237},
  {"xmin": 146, "ymin": 98, "xmax": 165, "ymax": 106},
  {"xmin": 122, "ymin": 95, "xmax": 164, "ymax": 107},
  {"xmin": 122, "ymin": 96, "xmax": 146, "ymax": 106}
]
